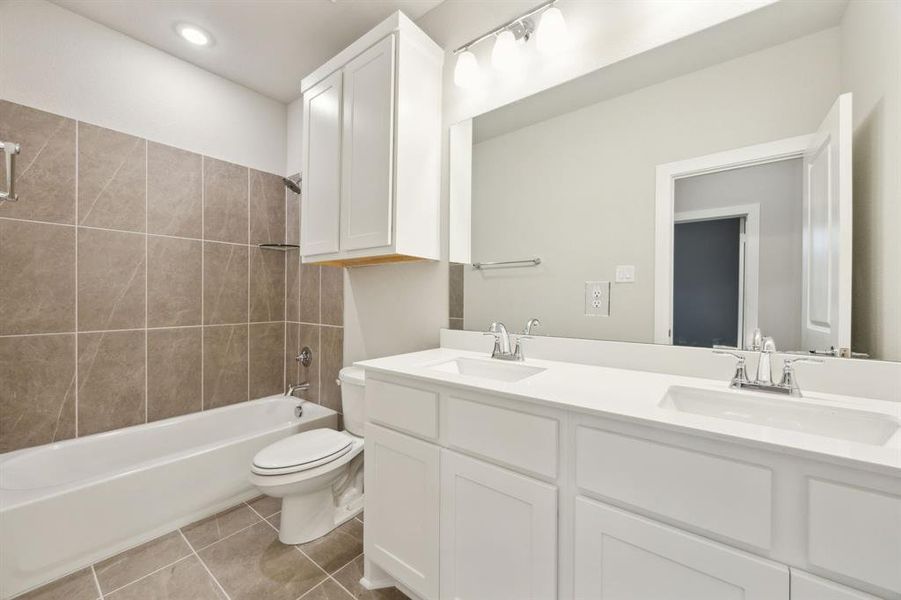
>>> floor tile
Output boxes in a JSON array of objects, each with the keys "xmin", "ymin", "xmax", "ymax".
[
  {"xmin": 15, "ymin": 567, "xmax": 99, "ymax": 600},
  {"xmin": 181, "ymin": 504, "xmax": 261, "ymax": 550},
  {"xmin": 267, "ymin": 512, "xmax": 282, "ymax": 529},
  {"xmin": 333, "ymin": 556, "xmax": 409, "ymax": 600},
  {"xmin": 198, "ymin": 521, "xmax": 326, "ymax": 600},
  {"xmin": 246, "ymin": 494, "xmax": 282, "ymax": 518},
  {"xmin": 93, "ymin": 531, "xmax": 191, "ymax": 594},
  {"xmin": 104, "ymin": 556, "xmax": 225, "ymax": 600},
  {"xmin": 300, "ymin": 578, "xmax": 355, "ymax": 600},
  {"xmin": 299, "ymin": 520, "xmax": 363, "ymax": 574}
]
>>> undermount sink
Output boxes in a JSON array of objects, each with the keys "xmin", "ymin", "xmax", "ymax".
[
  {"xmin": 659, "ymin": 386, "xmax": 900, "ymax": 445},
  {"xmin": 428, "ymin": 357, "xmax": 546, "ymax": 383}
]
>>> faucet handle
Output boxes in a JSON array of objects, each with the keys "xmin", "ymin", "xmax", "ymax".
[
  {"xmin": 779, "ymin": 357, "xmax": 823, "ymax": 396},
  {"xmin": 713, "ymin": 350, "xmax": 750, "ymax": 386}
]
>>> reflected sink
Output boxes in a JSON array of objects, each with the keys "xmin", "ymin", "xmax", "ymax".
[
  {"xmin": 428, "ymin": 357, "xmax": 546, "ymax": 383},
  {"xmin": 659, "ymin": 386, "xmax": 900, "ymax": 445}
]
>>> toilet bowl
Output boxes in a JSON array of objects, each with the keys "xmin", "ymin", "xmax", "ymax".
[{"xmin": 250, "ymin": 366, "xmax": 366, "ymax": 544}]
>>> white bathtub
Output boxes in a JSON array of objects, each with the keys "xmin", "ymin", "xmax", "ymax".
[{"xmin": 0, "ymin": 395, "xmax": 336, "ymax": 599}]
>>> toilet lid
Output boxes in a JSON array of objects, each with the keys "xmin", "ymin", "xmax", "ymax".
[{"xmin": 252, "ymin": 429, "xmax": 353, "ymax": 475}]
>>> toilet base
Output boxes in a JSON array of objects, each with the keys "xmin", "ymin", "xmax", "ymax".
[{"xmin": 278, "ymin": 489, "xmax": 364, "ymax": 544}]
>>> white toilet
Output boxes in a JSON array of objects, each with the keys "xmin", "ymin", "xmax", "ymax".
[{"xmin": 250, "ymin": 366, "xmax": 366, "ymax": 544}]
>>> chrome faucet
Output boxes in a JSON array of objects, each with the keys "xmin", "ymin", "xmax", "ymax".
[
  {"xmin": 286, "ymin": 381, "xmax": 310, "ymax": 397},
  {"xmin": 714, "ymin": 334, "xmax": 822, "ymax": 396},
  {"xmin": 485, "ymin": 319, "xmax": 541, "ymax": 361}
]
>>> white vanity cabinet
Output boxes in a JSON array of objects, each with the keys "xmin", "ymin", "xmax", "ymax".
[
  {"xmin": 361, "ymin": 369, "xmax": 901, "ymax": 600},
  {"xmin": 299, "ymin": 12, "xmax": 442, "ymax": 267}
]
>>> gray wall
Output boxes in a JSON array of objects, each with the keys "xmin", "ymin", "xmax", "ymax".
[{"xmin": 674, "ymin": 159, "xmax": 803, "ymax": 350}]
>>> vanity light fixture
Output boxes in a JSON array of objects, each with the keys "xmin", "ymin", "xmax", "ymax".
[
  {"xmin": 453, "ymin": 0, "xmax": 566, "ymax": 88},
  {"xmin": 176, "ymin": 23, "xmax": 212, "ymax": 46}
]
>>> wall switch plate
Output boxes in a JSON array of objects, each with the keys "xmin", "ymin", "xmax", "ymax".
[
  {"xmin": 585, "ymin": 281, "xmax": 611, "ymax": 316},
  {"xmin": 615, "ymin": 265, "xmax": 636, "ymax": 283}
]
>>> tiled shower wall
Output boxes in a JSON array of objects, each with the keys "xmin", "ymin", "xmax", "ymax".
[{"xmin": 0, "ymin": 100, "xmax": 344, "ymax": 454}]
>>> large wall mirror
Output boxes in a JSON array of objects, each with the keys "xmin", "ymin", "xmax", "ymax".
[{"xmin": 448, "ymin": 0, "xmax": 900, "ymax": 361}]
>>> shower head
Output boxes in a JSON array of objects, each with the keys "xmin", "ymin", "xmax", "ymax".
[{"xmin": 283, "ymin": 174, "xmax": 301, "ymax": 195}]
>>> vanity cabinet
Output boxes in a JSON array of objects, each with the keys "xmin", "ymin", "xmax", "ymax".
[
  {"xmin": 440, "ymin": 450, "xmax": 557, "ymax": 600},
  {"xmin": 573, "ymin": 497, "xmax": 788, "ymax": 599},
  {"xmin": 299, "ymin": 13, "xmax": 442, "ymax": 267},
  {"xmin": 791, "ymin": 570, "xmax": 884, "ymax": 600}
]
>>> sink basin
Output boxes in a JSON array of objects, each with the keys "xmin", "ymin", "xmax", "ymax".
[
  {"xmin": 428, "ymin": 357, "xmax": 545, "ymax": 383},
  {"xmin": 660, "ymin": 386, "xmax": 900, "ymax": 445}
]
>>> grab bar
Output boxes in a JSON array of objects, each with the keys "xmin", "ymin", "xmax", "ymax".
[
  {"xmin": 0, "ymin": 140, "xmax": 21, "ymax": 202},
  {"xmin": 472, "ymin": 257, "xmax": 541, "ymax": 270}
]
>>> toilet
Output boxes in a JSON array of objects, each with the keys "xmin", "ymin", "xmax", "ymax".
[{"xmin": 250, "ymin": 366, "xmax": 366, "ymax": 544}]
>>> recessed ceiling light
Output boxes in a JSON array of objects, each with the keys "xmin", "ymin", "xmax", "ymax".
[{"xmin": 176, "ymin": 23, "xmax": 211, "ymax": 46}]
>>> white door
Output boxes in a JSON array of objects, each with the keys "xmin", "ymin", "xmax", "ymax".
[
  {"xmin": 791, "ymin": 569, "xmax": 882, "ymax": 600},
  {"xmin": 801, "ymin": 93, "xmax": 852, "ymax": 354},
  {"xmin": 573, "ymin": 497, "xmax": 788, "ymax": 600},
  {"xmin": 364, "ymin": 423, "xmax": 439, "ymax": 600},
  {"xmin": 440, "ymin": 450, "xmax": 557, "ymax": 600},
  {"xmin": 340, "ymin": 34, "xmax": 395, "ymax": 252},
  {"xmin": 301, "ymin": 71, "xmax": 342, "ymax": 256}
]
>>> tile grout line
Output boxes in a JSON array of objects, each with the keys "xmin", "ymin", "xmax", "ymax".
[
  {"xmin": 74, "ymin": 120, "xmax": 80, "ymax": 438},
  {"xmin": 98, "ymin": 554, "xmax": 195, "ymax": 598},
  {"xmin": 284, "ymin": 184, "xmax": 288, "ymax": 392},
  {"xmin": 144, "ymin": 138, "xmax": 149, "ymax": 424},
  {"xmin": 178, "ymin": 529, "xmax": 233, "ymax": 600},
  {"xmin": 90, "ymin": 564, "xmax": 104, "ymax": 600},
  {"xmin": 0, "ymin": 322, "xmax": 286, "ymax": 339},
  {"xmin": 201, "ymin": 155, "xmax": 205, "ymax": 411},
  {"xmin": 247, "ymin": 168, "xmax": 251, "ymax": 402}
]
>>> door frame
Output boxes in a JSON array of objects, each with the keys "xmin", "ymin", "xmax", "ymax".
[
  {"xmin": 654, "ymin": 134, "xmax": 813, "ymax": 345},
  {"xmin": 673, "ymin": 205, "xmax": 759, "ymax": 348}
]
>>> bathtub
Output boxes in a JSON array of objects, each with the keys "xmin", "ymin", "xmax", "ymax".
[{"xmin": 0, "ymin": 395, "xmax": 336, "ymax": 599}]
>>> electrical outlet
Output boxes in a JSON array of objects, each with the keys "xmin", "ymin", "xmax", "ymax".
[
  {"xmin": 615, "ymin": 265, "xmax": 636, "ymax": 283},
  {"xmin": 585, "ymin": 281, "xmax": 611, "ymax": 316}
]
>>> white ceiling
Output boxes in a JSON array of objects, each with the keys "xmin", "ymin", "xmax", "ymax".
[{"xmin": 51, "ymin": 0, "xmax": 445, "ymax": 103}]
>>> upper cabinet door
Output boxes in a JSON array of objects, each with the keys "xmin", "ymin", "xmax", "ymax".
[
  {"xmin": 574, "ymin": 497, "xmax": 788, "ymax": 600},
  {"xmin": 340, "ymin": 34, "xmax": 396, "ymax": 252},
  {"xmin": 301, "ymin": 71, "xmax": 342, "ymax": 256},
  {"xmin": 801, "ymin": 93, "xmax": 852, "ymax": 354}
]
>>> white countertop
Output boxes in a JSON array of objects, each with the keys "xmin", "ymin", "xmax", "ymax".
[{"xmin": 357, "ymin": 348, "xmax": 901, "ymax": 476}]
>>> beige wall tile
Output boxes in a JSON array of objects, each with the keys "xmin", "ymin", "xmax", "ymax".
[
  {"xmin": 77, "ymin": 123, "xmax": 146, "ymax": 232},
  {"xmin": 203, "ymin": 324, "xmax": 248, "ymax": 409},
  {"xmin": 0, "ymin": 101, "xmax": 76, "ymax": 224},
  {"xmin": 321, "ymin": 267, "xmax": 344, "ymax": 326},
  {"xmin": 449, "ymin": 263, "xmax": 464, "ymax": 319},
  {"xmin": 0, "ymin": 220, "xmax": 75, "ymax": 335},
  {"xmin": 249, "ymin": 247, "xmax": 285, "ymax": 323},
  {"xmin": 297, "ymin": 323, "xmax": 320, "ymax": 403},
  {"xmin": 148, "ymin": 236, "xmax": 202, "ymax": 327},
  {"xmin": 286, "ymin": 255, "xmax": 300, "ymax": 322},
  {"xmin": 249, "ymin": 322, "xmax": 284, "ymax": 399},
  {"xmin": 298, "ymin": 264, "xmax": 320, "ymax": 324},
  {"xmin": 249, "ymin": 169, "xmax": 286, "ymax": 245},
  {"xmin": 320, "ymin": 327, "xmax": 344, "ymax": 413},
  {"xmin": 77, "ymin": 330, "xmax": 146, "ymax": 435},
  {"xmin": 203, "ymin": 242, "xmax": 248, "ymax": 325},
  {"xmin": 0, "ymin": 334, "xmax": 76, "ymax": 453},
  {"xmin": 204, "ymin": 158, "xmax": 248, "ymax": 244},
  {"xmin": 147, "ymin": 328, "xmax": 202, "ymax": 422},
  {"xmin": 77, "ymin": 228, "xmax": 146, "ymax": 331},
  {"xmin": 286, "ymin": 183, "xmax": 300, "ymax": 245},
  {"xmin": 147, "ymin": 142, "xmax": 202, "ymax": 238},
  {"xmin": 285, "ymin": 323, "xmax": 300, "ymax": 391}
]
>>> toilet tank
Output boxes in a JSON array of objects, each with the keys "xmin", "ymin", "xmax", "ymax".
[{"xmin": 338, "ymin": 367, "xmax": 366, "ymax": 437}]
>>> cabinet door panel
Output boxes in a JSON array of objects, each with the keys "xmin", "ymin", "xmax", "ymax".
[
  {"xmin": 341, "ymin": 34, "xmax": 395, "ymax": 251},
  {"xmin": 440, "ymin": 450, "xmax": 557, "ymax": 600},
  {"xmin": 574, "ymin": 497, "xmax": 788, "ymax": 600},
  {"xmin": 791, "ymin": 570, "xmax": 882, "ymax": 600},
  {"xmin": 301, "ymin": 71, "xmax": 342, "ymax": 256},
  {"xmin": 365, "ymin": 423, "xmax": 439, "ymax": 600}
]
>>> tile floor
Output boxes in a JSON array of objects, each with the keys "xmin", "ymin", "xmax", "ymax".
[{"xmin": 17, "ymin": 498, "xmax": 407, "ymax": 600}]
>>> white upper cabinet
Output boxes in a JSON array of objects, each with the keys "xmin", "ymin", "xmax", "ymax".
[
  {"xmin": 300, "ymin": 13, "xmax": 442, "ymax": 266},
  {"xmin": 300, "ymin": 71, "xmax": 342, "ymax": 256}
]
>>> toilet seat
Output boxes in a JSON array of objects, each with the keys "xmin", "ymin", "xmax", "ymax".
[{"xmin": 252, "ymin": 429, "xmax": 353, "ymax": 476}]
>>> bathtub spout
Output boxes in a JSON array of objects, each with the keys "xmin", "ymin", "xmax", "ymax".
[{"xmin": 286, "ymin": 382, "xmax": 310, "ymax": 397}]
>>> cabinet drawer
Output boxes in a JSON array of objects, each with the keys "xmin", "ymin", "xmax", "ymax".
[
  {"xmin": 575, "ymin": 426, "xmax": 773, "ymax": 549},
  {"xmin": 807, "ymin": 478, "xmax": 901, "ymax": 595},
  {"xmin": 366, "ymin": 378, "xmax": 438, "ymax": 440},
  {"xmin": 446, "ymin": 396, "xmax": 558, "ymax": 479},
  {"xmin": 574, "ymin": 497, "xmax": 788, "ymax": 600}
]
